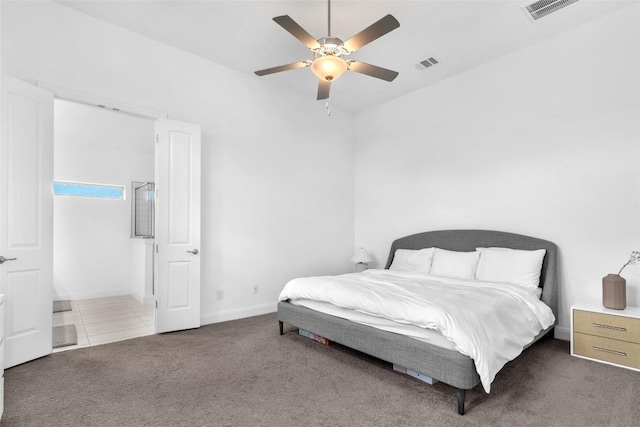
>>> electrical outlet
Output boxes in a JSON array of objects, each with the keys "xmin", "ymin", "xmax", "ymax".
[
  {"xmin": 253, "ymin": 284, "xmax": 259, "ymax": 294},
  {"xmin": 216, "ymin": 290, "xmax": 224, "ymax": 300}
]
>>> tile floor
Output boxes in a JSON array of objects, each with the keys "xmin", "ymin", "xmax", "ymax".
[{"xmin": 52, "ymin": 295, "xmax": 154, "ymax": 352}]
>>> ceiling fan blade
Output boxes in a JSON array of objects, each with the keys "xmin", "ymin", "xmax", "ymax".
[
  {"xmin": 342, "ymin": 14, "xmax": 399, "ymax": 53},
  {"xmin": 255, "ymin": 61, "xmax": 310, "ymax": 76},
  {"xmin": 348, "ymin": 61, "xmax": 399, "ymax": 82},
  {"xmin": 317, "ymin": 80, "xmax": 331, "ymax": 100},
  {"xmin": 273, "ymin": 15, "xmax": 321, "ymax": 50}
]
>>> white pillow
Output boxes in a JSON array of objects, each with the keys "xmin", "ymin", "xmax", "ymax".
[
  {"xmin": 429, "ymin": 248, "xmax": 480, "ymax": 280},
  {"xmin": 475, "ymin": 247, "xmax": 546, "ymax": 290},
  {"xmin": 389, "ymin": 248, "xmax": 435, "ymax": 273}
]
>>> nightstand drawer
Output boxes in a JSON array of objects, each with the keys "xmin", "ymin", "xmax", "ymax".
[
  {"xmin": 573, "ymin": 309, "xmax": 640, "ymax": 344},
  {"xmin": 574, "ymin": 332, "xmax": 640, "ymax": 369}
]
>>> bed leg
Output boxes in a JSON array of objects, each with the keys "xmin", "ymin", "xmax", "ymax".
[
  {"xmin": 544, "ymin": 327, "xmax": 555, "ymax": 340},
  {"xmin": 456, "ymin": 388, "xmax": 466, "ymax": 415},
  {"xmin": 278, "ymin": 321, "xmax": 283, "ymax": 336}
]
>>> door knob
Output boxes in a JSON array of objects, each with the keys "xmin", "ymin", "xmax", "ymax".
[
  {"xmin": 187, "ymin": 249, "xmax": 199, "ymax": 255},
  {"xmin": 0, "ymin": 256, "xmax": 17, "ymax": 264}
]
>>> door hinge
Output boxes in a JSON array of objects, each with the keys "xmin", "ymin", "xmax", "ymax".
[
  {"xmin": 156, "ymin": 244, "xmax": 158, "ymax": 253},
  {"xmin": 155, "ymin": 300, "xmax": 158, "ymax": 309},
  {"xmin": 155, "ymin": 134, "xmax": 159, "ymax": 143}
]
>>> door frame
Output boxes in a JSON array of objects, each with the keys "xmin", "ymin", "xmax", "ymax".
[
  {"xmin": 2, "ymin": 78, "xmax": 204, "ymax": 367},
  {"xmin": 40, "ymin": 83, "xmax": 170, "ymax": 330},
  {"xmin": 39, "ymin": 83, "xmax": 167, "ymax": 120}
]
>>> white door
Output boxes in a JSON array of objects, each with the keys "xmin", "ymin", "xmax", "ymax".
[
  {"xmin": 154, "ymin": 119, "xmax": 201, "ymax": 333},
  {"xmin": 1, "ymin": 76, "xmax": 53, "ymax": 368}
]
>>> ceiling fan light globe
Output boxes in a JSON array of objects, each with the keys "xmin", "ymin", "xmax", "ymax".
[{"xmin": 311, "ymin": 54, "xmax": 348, "ymax": 82}]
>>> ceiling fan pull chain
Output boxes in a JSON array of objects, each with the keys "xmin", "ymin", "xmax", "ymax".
[{"xmin": 326, "ymin": 99, "xmax": 331, "ymax": 116}]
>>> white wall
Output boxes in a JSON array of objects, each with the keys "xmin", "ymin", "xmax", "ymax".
[
  {"xmin": 53, "ymin": 99, "xmax": 154, "ymax": 300},
  {"xmin": 354, "ymin": 5, "xmax": 640, "ymax": 338},
  {"xmin": 1, "ymin": 1, "xmax": 355, "ymax": 322}
]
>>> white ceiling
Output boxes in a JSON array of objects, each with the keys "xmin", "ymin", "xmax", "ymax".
[{"xmin": 56, "ymin": 0, "xmax": 635, "ymax": 113}]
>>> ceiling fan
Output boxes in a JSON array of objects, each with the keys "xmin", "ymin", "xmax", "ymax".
[{"xmin": 254, "ymin": 0, "xmax": 400, "ymax": 101}]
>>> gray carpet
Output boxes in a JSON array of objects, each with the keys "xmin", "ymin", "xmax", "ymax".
[
  {"xmin": 52, "ymin": 300, "xmax": 72, "ymax": 313},
  {"xmin": 3, "ymin": 313, "xmax": 639, "ymax": 426},
  {"xmin": 52, "ymin": 324, "xmax": 78, "ymax": 349}
]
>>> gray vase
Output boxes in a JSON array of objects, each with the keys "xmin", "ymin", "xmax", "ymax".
[{"xmin": 602, "ymin": 274, "xmax": 626, "ymax": 310}]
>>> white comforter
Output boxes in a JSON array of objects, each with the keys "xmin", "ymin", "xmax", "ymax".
[{"xmin": 278, "ymin": 269, "xmax": 555, "ymax": 393}]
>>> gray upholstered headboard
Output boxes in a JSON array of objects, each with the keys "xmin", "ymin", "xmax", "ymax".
[{"xmin": 384, "ymin": 230, "xmax": 558, "ymax": 322}]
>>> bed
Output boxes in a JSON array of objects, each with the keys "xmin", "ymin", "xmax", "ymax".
[{"xmin": 277, "ymin": 229, "xmax": 558, "ymax": 415}]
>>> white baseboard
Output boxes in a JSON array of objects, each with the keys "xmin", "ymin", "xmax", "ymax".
[
  {"xmin": 131, "ymin": 289, "xmax": 155, "ymax": 306},
  {"xmin": 131, "ymin": 290, "xmax": 144, "ymax": 304},
  {"xmin": 201, "ymin": 303, "xmax": 277, "ymax": 326},
  {"xmin": 53, "ymin": 288, "xmax": 132, "ymax": 301},
  {"xmin": 554, "ymin": 326, "xmax": 570, "ymax": 341}
]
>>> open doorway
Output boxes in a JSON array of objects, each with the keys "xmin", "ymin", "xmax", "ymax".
[
  {"xmin": 51, "ymin": 99, "xmax": 155, "ymax": 351},
  {"xmin": 2, "ymin": 77, "xmax": 201, "ymax": 366}
]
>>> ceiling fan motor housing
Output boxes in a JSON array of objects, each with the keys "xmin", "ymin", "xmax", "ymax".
[{"xmin": 315, "ymin": 37, "xmax": 347, "ymax": 57}]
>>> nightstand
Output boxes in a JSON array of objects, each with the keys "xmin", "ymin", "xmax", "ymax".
[{"xmin": 571, "ymin": 303, "xmax": 640, "ymax": 371}]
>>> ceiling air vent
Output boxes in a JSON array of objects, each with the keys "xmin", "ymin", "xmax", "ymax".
[
  {"xmin": 417, "ymin": 57, "xmax": 439, "ymax": 70},
  {"xmin": 522, "ymin": 0, "xmax": 581, "ymax": 21}
]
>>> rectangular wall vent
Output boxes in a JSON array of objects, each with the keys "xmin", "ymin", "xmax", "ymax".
[
  {"xmin": 522, "ymin": 0, "xmax": 580, "ymax": 21},
  {"xmin": 418, "ymin": 57, "xmax": 439, "ymax": 69}
]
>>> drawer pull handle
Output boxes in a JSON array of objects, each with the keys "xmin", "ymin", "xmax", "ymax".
[
  {"xmin": 592, "ymin": 346, "xmax": 627, "ymax": 357},
  {"xmin": 592, "ymin": 323, "xmax": 626, "ymax": 332}
]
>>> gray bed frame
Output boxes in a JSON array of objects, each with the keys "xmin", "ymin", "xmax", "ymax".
[{"xmin": 277, "ymin": 230, "xmax": 558, "ymax": 415}]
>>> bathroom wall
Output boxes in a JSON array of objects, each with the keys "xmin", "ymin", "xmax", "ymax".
[{"xmin": 53, "ymin": 99, "xmax": 155, "ymax": 300}]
